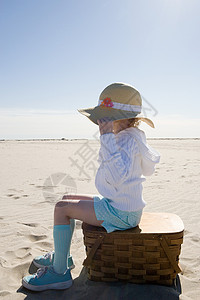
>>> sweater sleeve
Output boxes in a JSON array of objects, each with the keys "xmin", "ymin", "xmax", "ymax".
[
  {"xmin": 99, "ymin": 132, "xmax": 135, "ymax": 186},
  {"xmin": 141, "ymin": 155, "xmax": 158, "ymax": 176},
  {"xmin": 139, "ymin": 135, "xmax": 160, "ymax": 176}
]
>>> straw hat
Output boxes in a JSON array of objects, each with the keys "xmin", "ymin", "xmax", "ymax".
[{"xmin": 78, "ymin": 83, "xmax": 154, "ymax": 128}]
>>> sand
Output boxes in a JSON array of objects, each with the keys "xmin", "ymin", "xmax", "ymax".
[{"xmin": 0, "ymin": 139, "xmax": 199, "ymax": 300}]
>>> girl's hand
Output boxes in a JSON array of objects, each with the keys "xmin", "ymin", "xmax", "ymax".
[{"xmin": 97, "ymin": 118, "xmax": 114, "ymax": 135}]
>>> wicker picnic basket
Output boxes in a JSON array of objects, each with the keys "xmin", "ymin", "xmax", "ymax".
[{"xmin": 82, "ymin": 212, "xmax": 184, "ymax": 286}]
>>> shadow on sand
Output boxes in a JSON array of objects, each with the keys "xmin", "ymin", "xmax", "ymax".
[{"xmin": 17, "ymin": 265, "xmax": 182, "ymax": 300}]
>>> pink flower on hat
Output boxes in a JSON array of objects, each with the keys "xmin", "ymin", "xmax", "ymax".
[{"xmin": 100, "ymin": 98, "xmax": 114, "ymax": 107}]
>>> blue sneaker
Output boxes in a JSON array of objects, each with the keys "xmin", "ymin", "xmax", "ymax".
[
  {"xmin": 33, "ymin": 251, "xmax": 75, "ymax": 270},
  {"xmin": 22, "ymin": 266, "xmax": 73, "ymax": 291}
]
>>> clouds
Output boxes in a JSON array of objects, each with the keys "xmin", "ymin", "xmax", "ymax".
[
  {"xmin": 140, "ymin": 114, "xmax": 200, "ymax": 138},
  {"xmin": 0, "ymin": 109, "xmax": 199, "ymax": 140},
  {"xmin": 0, "ymin": 109, "xmax": 97, "ymax": 140}
]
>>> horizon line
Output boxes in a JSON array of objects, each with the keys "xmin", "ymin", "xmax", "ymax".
[{"xmin": 1, "ymin": 137, "xmax": 200, "ymax": 142}]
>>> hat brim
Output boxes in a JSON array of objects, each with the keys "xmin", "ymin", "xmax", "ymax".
[
  {"xmin": 78, "ymin": 106, "xmax": 154, "ymax": 128},
  {"xmin": 134, "ymin": 116, "xmax": 155, "ymax": 128}
]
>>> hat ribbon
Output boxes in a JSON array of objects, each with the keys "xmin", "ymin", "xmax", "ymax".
[{"xmin": 98, "ymin": 99, "xmax": 141, "ymax": 113}]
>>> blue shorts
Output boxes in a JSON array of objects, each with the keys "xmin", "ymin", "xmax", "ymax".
[{"xmin": 93, "ymin": 196, "xmax": 143, "ymax": 233}]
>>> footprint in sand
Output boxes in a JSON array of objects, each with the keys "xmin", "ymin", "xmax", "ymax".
[
  {"xmin": 0, "ymin": 291, "xmax": 11, "ymax": 297},
  {"xmin": 6, "ymin": 247, "xmax": 32, "ymax": 260},
  {"xmin": 28, "ymin": 234, "xmax": 47, "ymax": 242},
  {"xmin": 19, "ymin": 222, "xmax": 39, "ymax": 228},
  {"xmin": 6, "ymin": 194, "xmax": 21, "ymax": 199},
  {"xmin": 16, "ymin": 247, "xmax": 32, "ymax": 259},
  {"xmin": 0, "ymin": 256, "xmax": 7, "ymax": 267},
  {"xmin": 35, "ymin": 241, "xmax": 53, "ymax": 248}
]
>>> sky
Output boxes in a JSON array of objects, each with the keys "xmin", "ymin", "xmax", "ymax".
[{"xmin": 0, "ymin": 0, "xmax": 200, "ymax": 139}]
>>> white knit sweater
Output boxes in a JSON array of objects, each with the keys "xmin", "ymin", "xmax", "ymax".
[{"xmin": 95, "ymin": 127, "xmax": 160, "ymax": 212}]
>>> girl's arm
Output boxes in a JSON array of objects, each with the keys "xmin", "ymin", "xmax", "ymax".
[{"xmin": 96, "ymin": 119, "xmax": 135, "ymax": 186}]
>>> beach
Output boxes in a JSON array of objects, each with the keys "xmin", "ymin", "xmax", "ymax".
[{"xmin": 0, "ymin": 139, "xmax": 199, "ymax": 300}]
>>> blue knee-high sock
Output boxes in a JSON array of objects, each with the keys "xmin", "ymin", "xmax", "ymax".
[{"xmin": 53, "ymin": 225, "xmax": 73, "ymax": 274}]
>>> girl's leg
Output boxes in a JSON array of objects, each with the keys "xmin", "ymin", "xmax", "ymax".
[
  {"xmin": 54, "ymin": 199, "xmax": 103, "ymax": 226},
  {"xmin": 52, "ymin": 199, "xmax": 102, "ymax": 274},
  {"xmin": 22, "ymin": 198, "xmax": 102, "ymax": 291},
  {"xmin": 62, "ymin": 194, "xmax": 94, "ymax": 201},
  {"xmin": 33, "ymin": 196, "xmax": 101, "ymax": 269}
]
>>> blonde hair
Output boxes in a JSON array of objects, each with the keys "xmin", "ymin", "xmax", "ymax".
[
  {"xmin": 113, "ymin": 118, "xmax": 141, "ymax": 134},
  {"xmin": 127, "ymin": 118, "xmax": 141, "ymax": 128}
]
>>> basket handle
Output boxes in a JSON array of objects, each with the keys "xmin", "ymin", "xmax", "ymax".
[
  {"xmin": 159, "ymin": 235, "xmax": 182, "ymax": 274},
  {"xmin": 83, "ymin": 235, "xmax": 105, "ymax": 267}
]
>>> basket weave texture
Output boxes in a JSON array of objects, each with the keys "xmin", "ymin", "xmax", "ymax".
[{"xmin": 82, "ymin": 212, "xmax": 184, "ymax": 286}]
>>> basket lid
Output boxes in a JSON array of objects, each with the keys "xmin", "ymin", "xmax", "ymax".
[
  {"xmin": 139, "ymin": 212, "xmax": 184, "ymax": 234},
  {"xmin": 82, "ymin": 212, "xmax": 184, "ymax": 235}
]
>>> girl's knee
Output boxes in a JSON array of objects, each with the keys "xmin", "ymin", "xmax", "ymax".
[
  {"xmin": 54, "ymin": 201, "xmax": 70, "ymax": 217},
  {"xmin": 54, "ymin": 201, "xmax": 71, "ymax": 224},
  {"xmin": 54, "ymin": 201, "xmax": 71, "ymax": 211},
  {"xmin": 54, "ymin": 201, "xmax": 75, "ymax": 222}
]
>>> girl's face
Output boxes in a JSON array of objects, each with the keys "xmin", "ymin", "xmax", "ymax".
[{"xmin": 113, "ymin": 119, "xmax": 130, "ymax": 134}]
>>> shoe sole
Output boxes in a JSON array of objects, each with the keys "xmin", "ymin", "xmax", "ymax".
[
  {"xmin": 22, "ymin": 278, "xmax": 73, "ymax": 291},
  {"xmin": 33, "ymin": 260, "xmax": 75, "ymax": 270}
]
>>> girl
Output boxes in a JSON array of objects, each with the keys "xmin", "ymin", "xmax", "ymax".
[{"xmin": 22, "ymin": 83, "xmax": 160, "ymax": 291}]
